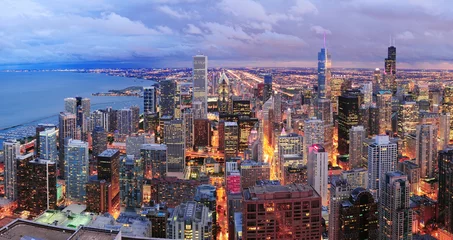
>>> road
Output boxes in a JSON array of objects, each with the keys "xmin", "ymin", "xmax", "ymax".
[{"xmin": 216, "ymin": 186, "xmax": 228, "ymax": 240}]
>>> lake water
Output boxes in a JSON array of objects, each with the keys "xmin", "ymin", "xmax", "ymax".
[{"xmin": 0, "ymin": 72, "xmax": 154, "ymax": 149}]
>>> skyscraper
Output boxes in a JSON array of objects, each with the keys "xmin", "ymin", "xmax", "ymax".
[
  {"xmin": 64, "ymin": 97, "xmax": 77, "ymax": 114},
  {"xmin": 218, "ymin": 72, "xmax": 230, "ymax": 114},
  {"xmin": 373, "ymin": 68, "xmax": 381, "ymax": 93},
  {"xmin": 59, "ymin": 112, "xmax": 77, "ymax": 177},
  {"xmin": 35, "ymin": 124, "xmax": 56, "ymax": 158},
  {"xmin": 349, "ymin": 125, "xmax": 365, "ymax": 168},
  {"xmin": 39, "ymin": 127, "xmax": 58, "ymax": 162},
  {"xmin": 339, "ymin": 188, "xmax": 378, "ymax": 239},
  {"xmin": 193, "ymin": 55, "xmax": 208, "ymax": 119},
  {"xmin": 308, "ymin": 144, "xmax": 328, "ymax": 206},
  {"xmin": 3, "ymin": 139, "xmax": 20, "ymax": 200},
  {"xmin": 119, "ymin": 155, "xmax": 144, "ymax": 208},
  {"xmin": 160, "ymin": 79, "xmax": 176, "ymax": 117},
  {"xmin": 164, "ymin": 119, "xmax": 185, "ymax": 175},
  {"xmin": 116, "ymin": 108, "xmax": 133, "ymax": 135},
  {"xmin": 384, "ymin": 45, "xmax": 397, "ymax": 92},
  {"xmin": 398, "ymin": 101, "xmax": 419, "ymax": 157},
  {"xmin": 263, "ymin": 74, "xmax": 273, "ymax": 103},
  {"xmin": 97, "ymin": 149, "xmax": 120, "ymax": 216},
  {"xmin": 64, "ymin": 139, "xmax": 89, "ymax": 203},
  {"xmin": 240, "ymin": 160, "xmax": 270, "ymax": 190},
  {"xmin": 167, "ymin": 201, "xmax": 212, "ymax": 240},
  {"xmin": 416, "ymin": 124, "xmax": 437, "ymax": 178},
  {"xmin": 443, "ymin": 86, "xmax": 453, "ymax": 142},
  {"xmin": 17, "ymin": 154, "xmax": 57, "ymax": 216},
  {"xmin": 379, "ymin": 171, "xmax": 412, "ymax": 240},
  {"xmin": 318, "ymin": 47, "xmax": 332, "ymax": 99},
  {"xmin": 438, "ymin": 148, "xmax": 453, "ymax": 232},
  {"xmin": 361, "ymin": 82, "xmax": 373, "ymax": 107},
  {"xmin": 141, "ymin": 144, "xmax": 167, "ymax": 179},
  {"xmin": 376, "ymin": 90, "xmax": 392, "ymax": 135},
  {"xmin": 367, "ymin": 135, "xmax": 398, "ymax": 198},
  {"xmin": 144, "ymin": 86, "xmax": 157, "ymax": 113},
  {"xmin": 242, "ymin": 183, "xmax": 322, "ymax": 239},
  {"xmin": 224, "ymin": 122, "xmax": 239, "ymax": 160},
  {"xmin": 329, "ymin": 178, "xmax": 352, "ymax": 240},
  {"xmin": 182, "ymin": 108, "xmax": 194, "ymax": 150},
  {"xmin": 303, "ymin": 117, "xmax": 324, "ymax": 164},
  {"xmin": 440, "ymin": 113, "xmax": 451, "ymax": 150},
  {"xmin": 92, "ymin": 126, "xmax": 107, "ymax": 158},
  {"xmin": 338, "ymin": 91, "xmax": 361, "ymax": 155}
]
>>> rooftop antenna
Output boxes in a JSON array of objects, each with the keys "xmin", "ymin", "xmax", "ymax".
[
  {"xmin": 389, "ymin": 35, "xmax": 392, "ymax": 46},
  {"xmin": 323, "ymin": 31, "xmax": 326, "ymax": 49}
]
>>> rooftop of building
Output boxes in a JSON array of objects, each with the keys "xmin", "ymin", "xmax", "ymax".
[
  {"xmin": 171, "ymin": 201, "xmax": 207, "ymax": 223},
  {"xmin": 224, "ymin": 121, "xmax": 238, "ymax": 127},
  {"xmin": 98, "ymin": 148, "xmax": 119, "ymax": 158},
  {"xmin": 0, "ymin": 219, "xmax": 76, "ymax": 240},
  {"xmin": 68, "ymin": 227, "xmax": 120, "ymax": 240},
  {"xmin": 244, "ymin": 183, "xmax": 319, "ymax": 201},
  {"xmin": 282, "ymin": 154, "xmax": 303, "ymax": 160},
  {"xmin": 386, "ymin": 171, "xmax": 406, "ymax": 178},
  {"xmin": 342, "ymin": 167, "xmax": 367, "ymax": 173},
  {"xmin": 255, "ymin": 180, "xmax": 280, "ymax": 186},
  {"xmin": 140, "ymin": 144, "xmax": 167, "ymax": 151},
  {"xmin": 34, "ymin": 209, "xmax": 93, "ymax": 229},
  {"xmin": 240, "ymin": 160, "xmax": 269, "ymax": 168},
  {"xmin": 400, "ymin": 160, "xmax": 420, "ymax": 169}
]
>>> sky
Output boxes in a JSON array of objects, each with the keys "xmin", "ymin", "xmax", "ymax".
[{"xmin": 1, "ymin": 0, "xmax": 453, "ymax": 69}]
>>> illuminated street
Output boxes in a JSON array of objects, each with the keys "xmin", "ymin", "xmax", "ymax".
[{"xmin": 216, "ymin": 186, "xmax": 228, "ymax": 240}]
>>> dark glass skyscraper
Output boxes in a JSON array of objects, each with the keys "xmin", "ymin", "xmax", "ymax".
[
  {"xmin": 159, "ymin": 79, "xmax": 176, "ymax": 117},
  {"xmin": 318, "ymin": 48, "xmax": 332, "ymax": 99},
  {"xmin": 439, "ymin": 148, "xmax": 453, "ymax": 232},
  {"xmin": 384, "ymin": 45, "xmax": 397, "ymax": 92},
  {"xmin": 337, "ymin": 91, "xmax": 362, "ymax": 155},
  {"xmin": 144, "ymin": 86, "xmax": 157, "ymax": 113},
  {"xmin": 263, "ymin": 74, "xmax": 273, "ymax": 103}
]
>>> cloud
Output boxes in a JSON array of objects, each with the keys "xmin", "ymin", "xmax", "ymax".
[
  {"xmin": 310, "ymin": 26, "xmax": 331, "ymax": 35},
  {"xmin": 290, "ymin": 0, "xmax": 318, "ymax": 15},
  {"xmin": 157, "ymin": 5, "xmax": 196, "ymax": 19},
  {"xmin": 396, "ymin": 31, "xmax": 415, "ymax": 40},
  {"xmin": 185, "ymin": 24, "xmax": 203, "ymax": 34}
]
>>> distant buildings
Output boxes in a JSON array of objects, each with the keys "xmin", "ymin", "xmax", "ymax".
[
  {"xmin": 159, "ymin": 79, "xmax": 176, "ymax": 117},
  {"xmin": 318, "ymin": 47, "xmax": 332, "ymax": 99}
]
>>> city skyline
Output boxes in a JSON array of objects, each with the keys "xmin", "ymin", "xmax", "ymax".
[{"xmin": 2, "ymin": 0, "xmax": 453, "ymax": 69}]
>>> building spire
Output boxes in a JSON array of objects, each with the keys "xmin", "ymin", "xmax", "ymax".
[{"xmin": 323, "ymin": 31, "xmax": 326, "ymax": 49}]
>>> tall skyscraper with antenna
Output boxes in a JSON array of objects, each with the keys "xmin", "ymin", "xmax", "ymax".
[
  {"xmin": 384, "ymin": 37, "xmax": 397, "ymax": 92},
  {"xmin": 317, "ymin": 34, "xmax": 332, "ymax": 99}
]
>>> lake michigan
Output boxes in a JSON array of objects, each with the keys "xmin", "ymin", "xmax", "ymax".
[{"xmin": 0, "ymin": 72, "xmax": 154, "ymax": 149}]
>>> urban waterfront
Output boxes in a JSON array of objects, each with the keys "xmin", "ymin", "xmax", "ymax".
[{"xmin": 0, "ymin": 72, "xmax": 152, "ymax": 149}]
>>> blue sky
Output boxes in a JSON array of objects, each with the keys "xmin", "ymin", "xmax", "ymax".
[{"xmin": 1, "ymin": 0, "xmax": 453, "ymax": 69}]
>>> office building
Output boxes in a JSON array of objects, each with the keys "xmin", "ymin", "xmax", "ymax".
[
  {"xmin": 383, "ymin": 45, "xmax": 397, "ymax": 92},
  {"xmin": 17, "ymin": 154, "xmax": 57, "ymax": 216},
  {"xmin": 338, "ymin": 91, "xmax": 361, "ymax": 155},
  {"xmin": 182, "ymin": 108, "xmax": 194, "ymax": 150},
  {"xmin": 148, "ymin": 177, "xmax": 201, "ymax": 208},
  {"xmin": 160, "ymin": 79, "xmax": 176, "ymax": 117},
  {"xmin": 167, "ymin": 201, "xmax": 212, "ymax": 240},
  {"xmin": 64, "ymin": 97, "xmax": 77, "ymax": 114},
  {"xmin": 443, "ymin": 86, "xmax": 453, "ymax": 142},
  {"xmin": 141, "ymin": 144, "xmax": 167, "ymax": 179},
  {"xmin": 97, "ymin": 149, "xmax": 120, "ymax": 215},
  {"xmin": 341, "ymin": 168, "xmax": 368, "ymax": 189},
  {"xmin": 36, "ymin": 124, "xmax": 56, "ymax": 159},
  {"xmin": 379, "ymin": 171, "xmax": 412, "ymax": 240},
  {"xmin": 232, "ymin": 99, "xmax": 251, "ymax": 117},
  {"xmin": 3, "ymin": 139, "xmax": 20, "ymax": 200},
  {"xmin": 439, "ymin": 148, "xmax": 453, "ymax": 232},
  {"xmin": 193, "ymin": 55, "xmax": 208, "ymax": 119},
  {"xmin": 194, "ymin": 119, "xmax": 210, "ymax": 148},
  {"xmin": 367, "ymin": 135, "xmax": 398, "ymax": 198},
  {"xmin": 303, "ymin": 117, "xmax": 324, "ymax": 164},
  {"xmin": 86, "ymin": 177, "xmax": 113, "ymax": 214},
  {"xmin": 92, "ymin": 126, "xmax": 107, "ymax": 158},
  {"xmin": 329, "ymin": 178, "xmax": 353, "ymax": 240},
  {"xmin": 339, "ymin": 188, "xmax": 378, "ymax": 239},
  {"xmin": 373, "ymin": 68, "xmax": 381, "ymax": 93},
  {"xmin": 238, "ymin": 117, "xmax": 258, "ymax": 152},
  {"xmin": 282, "ymin": 163, "xmax": 307, "ymax": 185},
  {"xmin": 224, "ymin": 122, "xmax": 239, "ymax": 160},
  {"xmin": 116, "ymin": 108, "xmax": 133, "ymax": 135},
  {"xmin": 130, "ymin": 105, "xmax": 140, "ymax": 133},
  {"xmin": 242, "ymin": 183, "xmax": 322, "ymax": 239},
  {"xmin": 64, "ymin": 139, "xmax": 89, "ymax": 203},
  {"xmin": 218, "ymin": 72, "xmax": 230, "ymax": 114},
  {"xmin": 318, "ymin": 47, "xmax": 332, "ymax": 99},
  {"xmin": 144, "ymin": 86, "xmax": 157, "ymax": 113},
  {"xmin": 440, "ymin": 113, "xmax": 451, "ymax": 150},
  {"xmin": 307, "ymin": 144, "xmax": 328, "ymax": 206},
  {"xmin": 376, "ymin": 90, "xmax": 392, "ymax": 135},
  {"xmin": 398, "ymin": 160, "xmax": 420, "ymax": 195},
  {"xmin": 361, "ymin": 82, "xmax": 373, "ymax": 107},
  {"xmin": 164, "ymin": 119, "xmax": 185, "ymax": 174},
  {"xmin": 349, "ymin": 126, "xmax": 365, "ymax": 169},
  {"xmin": 240, "ymin": 160, "xmax": 270, "ymax": 190},
  {"xmin": 416, "ymin": 124, "xmax": 437, "ymax": 178},
  {"xmin": 263, "ymin": 74, "xmax": 273, "ymax": 103}
]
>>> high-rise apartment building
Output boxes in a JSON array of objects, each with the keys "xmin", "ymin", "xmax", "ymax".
[
  {"xmin": 308, "ymin": 144, "xmax": 328, "ymax": 206},
  {"xmin": 376, "ymin": 90, "xmax": 392, "ymax": 135},
  {"xmin": 167, "ymin": 201, "xmax": 212, "ymax": 240},
  {"xmin": 64, "ymin": 139, "xmax": 89, "ymax": 203},
  {"xmin": 120, "ymin": 155, "xmax": 144, "ymax": 208},
  {"xmin": 182, "ymin": 108, "xmax": 194, "ymax": 150},
  {"xmin": 367, "ymin": 135, "xmax": 398, "ymax": 198},
  {"xmin": 17, "ymin": 154, "xmax": 57, "ymax": 216},
  {"xmin": 164, "ymin": 119, "xmax": 185, "ymax": 175},
  {"xmin": 86, "ymin": 178, "xmax": 113, "ymax": 214},
  {"xmin": 39, "ymin": 128, "xmax": 58, "ymax": 162},
  {"xmin": 3, "ymin": 139, "xmax": 20, "ymax": 200},
  {"xmin": 92, "ymin": 126, "xmax": 107, "ymax": 158},
  {"xmin": 64, "ymin": 97, "xmax": 77, "ymax": 114},
  {"xmin": 440, "ymin": 113, "xmax": 451, "ymax": 150},
  {"xmin": 242, "ymin": 183, "xmax": 322, "ymax": 239},
  {"xmin": 443, "ymin": 86, "xmax": 453, "ymax": 142},
  {"xmin": 416, "ymin": 124, "xmax": 437, "ymax": 178},
  {"xmin": 148, "ymin": 177, "xmax": 201, "ymax": 208},
  {"xmin": 59, "ymin": 112, "xmax": 77, "ymax": 177},
  {"xmin": 379, "ymin": 171, "xmax": 412, "ymax": 240},
  {"xmin": 116, "ymin": 108, "xmax": 133, "ymax": 135},
  {"xmin": 141, "ymin": 144, "xmax": 167, "ymax": 179},
  {"xmin": 144, "ymin": 86, "xmax": 157, "ymax": 113},
  {"xmin": 349, "ymin": 125, "xmax": 365, "ymax": 169},
  {"xmin": 240, "ymin": 160, "xmax": 270, "ymax": 190},
  {"xmin": 193, "ymin": 55, "xmax": 208, "ymax": 119},
  {"xmin": 329, "ymin": 178, "xmax": 352, "ymax": 240},
  {"xmin": 303, "ymin": 117, "xmax": 324, "ymax": 164},
  {"xmin": 224, "ymin": 122, "xmax": 239, "ymax": 160},
  {"xmin": 439, "ymin": 148, "xmax": 453, "ymax": 232}
]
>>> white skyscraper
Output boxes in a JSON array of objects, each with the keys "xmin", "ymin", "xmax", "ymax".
[
  {"xmin": 39, "ymin": 128, "xmax": 58, "ymax": 162},
  {"xmin": 349, "ymin": 125, "xmax": 365, "ymax": 168},
  {"xmin": 64, "ymin": 97, "xmax": 77, "ymax": 114},
  {"xmin": 303, "ymin": 117, "xmax": 324, "ymax": 164},
  {"xmin": 307, "ymin": 144, "xmax": 328, "ymax": 206},
  {"xmin": 193, "ymin": 55, "xmax": 208, "ymax": 119},
  {"xmin": 416, "ymin": 124, "xmax": 437, "ymax": 178},
  {"xmin": 3, "ymin": 139, "xmax": 20, "ymax": 200},
  {"xmin": 379, "ymin": 171, "xmax": 413, "ymax": 240},
  {"xmin": 367, "ymin": 135, "xmax": 398, "ymax": 198},
  {"xmin": 64, "ymin": 139, "xmax": 89, "ymax": 203}
]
